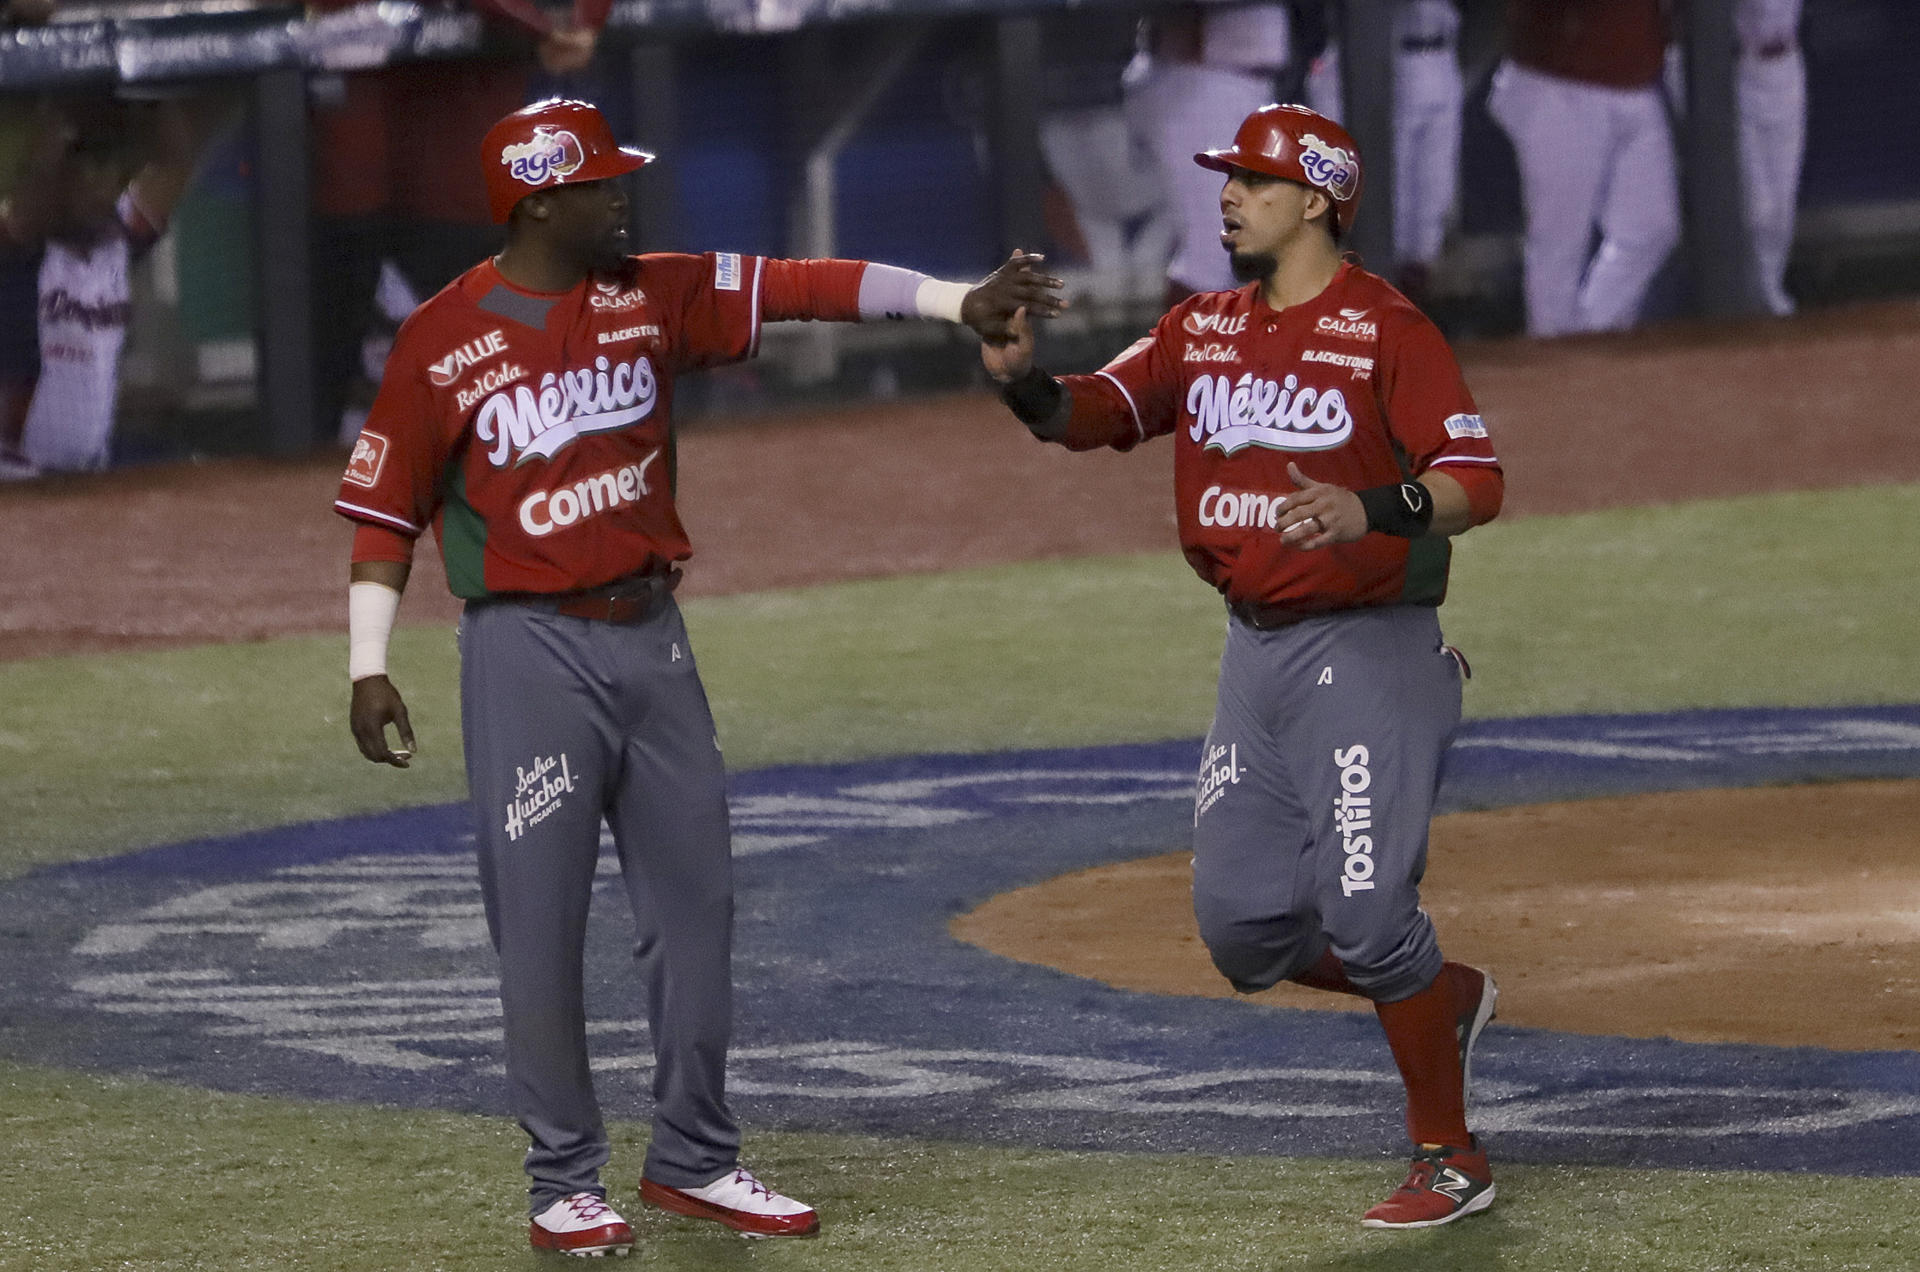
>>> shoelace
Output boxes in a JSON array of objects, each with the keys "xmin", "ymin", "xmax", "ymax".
[
  {"xmin": 564, "ymin": 1193, "xmax": 615, "ymax": 1223},
  {"xmin": 731, "ymin": 1169, "xmax": 776, "ymax": 1202}
]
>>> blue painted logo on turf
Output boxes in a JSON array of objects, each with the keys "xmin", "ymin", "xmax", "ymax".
[{"xmin": 4, "ymin": 706, "xmax": 1920, "ymax": 1176}]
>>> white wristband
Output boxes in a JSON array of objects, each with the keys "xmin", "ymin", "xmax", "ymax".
[
  {"xmin": 914, "ymin": 278, "xmax": 970, "ymax": 324},
  {"xmin": 348, "ymin": 581, "xmax": 401, "ymax": 682}
]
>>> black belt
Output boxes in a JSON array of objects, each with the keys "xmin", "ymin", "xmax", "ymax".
[
  {"xmin": 1227, "ymin": 598, "xmax": 1320, "ymax": 631},
  {"xmin": 502, "ymin": 567, "xmax": 681, "ymax": 624},
  {"xmin": 1400, "ymin": 35, "xmax": 1453, "ymax": 53},
  {"xmin": 1743, "ymin": 38, "xmax": 1796, "ymax": 60}
]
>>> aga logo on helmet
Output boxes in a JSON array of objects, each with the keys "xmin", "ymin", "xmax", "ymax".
[
  {"xmin": 501, "ymin": 127, "xmax": 585, "ymax": 189},
  {"xmin": 1297, "ymin": 134, "xmax": 1359, "ymax": 202}
]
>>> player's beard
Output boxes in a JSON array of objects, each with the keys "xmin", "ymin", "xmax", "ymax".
[{"xmin": 1229, "ymin": 250, "xmax": 1278, "ymax": 284}]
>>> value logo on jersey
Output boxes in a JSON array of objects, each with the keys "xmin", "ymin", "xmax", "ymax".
[
  {"xmin": 1188, "ymin": 373, "xmax": 1354, "ymax": 454},
  {"xmin": 428, "ymin": 331, "xmax": 510, "ymax": 387},
  {"xmin": 500, "ymin": 127, "xmax": 585, "ymax": 189},
  {"xmin": 476, "ymin": 354, "xmax": 659, "ymax": 467},
  {"xmin": 1183, "ymin": 312, "xmax": 1249, "ymax": 338},
  {"xmin": 518, "ymin": 450, "xmax": 661, "ymax": 538},
  {"xmin": 1298, "ymin": 134, "xmax": 1360, "ymax": 202},
  {"xmin": 343, "ymin": 430, "xmax": 389, "ymax": 489}
]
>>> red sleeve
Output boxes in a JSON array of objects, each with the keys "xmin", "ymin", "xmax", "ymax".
[
  {"xmin": 1053, "ymin": 314, "xmax": 1184, "ymax": 452},
  {"xmin": 1377, "ymin": 308, "xmax": 1504, "ymax": 525},
  {"xmin": 352, "ymin": 522, "xmax": 417, "ymax": 565},
  {"xmin": 466, "ymin": 0, "xmax": 554, "ymax": 36},
  {"xmin": 333, "ymin": 317, "xmax": 451, "ymax": 537},
  {"xmin": 759, "ymin": 258, "xmax": 866, "ymax": 324},
  {"xmin": 573, "ymin": 0, "xmax": 612, "ymax": 29}
]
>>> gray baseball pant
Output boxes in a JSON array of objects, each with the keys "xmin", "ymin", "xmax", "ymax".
[
  {"xmin": 1190, "ymin": 604, "xmax": 1462, "ymax": 1004},
  {"xmin": 459, "ymin": 595, "xmax": 739, "ymax": 1214}
]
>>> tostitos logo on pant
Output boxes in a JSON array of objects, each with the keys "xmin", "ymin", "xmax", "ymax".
[{"xmin": 1333, "ymin": 745, "xmax": 1377, "ymax": 897}]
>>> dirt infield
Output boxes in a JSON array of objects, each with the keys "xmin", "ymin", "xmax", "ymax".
[
  {"xmin": 2, "ymin": 299, "xmax": 1917, "ymax": 661},
  {"xmin": 953, "ymin": 780, "xmax": 1920, "ymax": 1052}
]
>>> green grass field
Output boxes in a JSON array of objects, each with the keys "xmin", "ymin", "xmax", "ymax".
[{"xmin": 3, "ymin": 485, "xmax": 1917, "ymax": 1270}]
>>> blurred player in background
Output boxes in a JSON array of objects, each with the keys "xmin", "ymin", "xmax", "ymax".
[
  {"xmin": 1488, "ymin": 0, "xmax": 1680, "ymax": 336},
  {"xmin": 0, "ymin": 97, "xmax": 219, "ymax": 477},
  {"xmin": 1736, "ymin": 0, "xmax": 1805, "ymax": 315},
  {"xmin": 1125, "ymin": 1, "xmax": 1302, "ymax": 303},
  {"xmin": 1304, "ymin": 0, "xmax": 1463, "ymax": 305}
]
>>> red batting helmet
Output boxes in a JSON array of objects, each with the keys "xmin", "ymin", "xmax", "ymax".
[
  {"xmin": 1194, "ymin": 103, "xmax": 1363, "ymax": 233},
  {"xmin": 482, "ymin": 98, "xmax": 654, "ymax": 223}
]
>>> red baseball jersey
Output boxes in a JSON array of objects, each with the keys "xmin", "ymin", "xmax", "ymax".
[
  {"xmin": 334, "ymin": 252, "xmax": 863, "ymax": 597},
  {"xmin": 1056, "ymin": 261, "xmax": 1502, "ymax": 615}
]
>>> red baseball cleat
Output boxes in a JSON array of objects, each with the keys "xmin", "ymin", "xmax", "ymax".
[
  {"xmin": 1361, "ymin": 1138, "xmax": 1496, "ymax": 1229},
  {"xmin": 529, "ymin": 1192, "xmax": 635, "ymax": 1257},
  {"xmin": 640, "ymin": 1167, "xmax": 819, "ymax": 1238}
]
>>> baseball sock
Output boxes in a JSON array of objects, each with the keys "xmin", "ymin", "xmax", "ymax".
[
  {"xmin": 1291, "ymin": 948, "xmax": 1363, "ymax": 996},
  {"xmin": 1373, "ymin": 971, "xmax": 1470, "ymax": 1147}
]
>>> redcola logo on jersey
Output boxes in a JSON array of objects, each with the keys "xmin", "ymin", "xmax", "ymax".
[
  {"xmin": 501, "ymin": 127, "xmax": 585, "ymax": 188},
  {"xmin": 1187, "ymin": 372, "xmax": 1353, "ymax": 454},
  {"xmin": 475, "ymin": 353, "xmax": 659, "ymax": 468}
]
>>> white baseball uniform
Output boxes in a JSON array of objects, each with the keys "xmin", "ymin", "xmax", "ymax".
[
  {"xmin": 1488, "ymin": 0, "xmax": 1680, "ymax": 338},
  {"xmin": 1125, "ymin": 3, "xmax": 1294, "ymax": 294},
  {"xmin": 1305, "ymin": 0, "xmax": 1465, "ymax": 268},
  {"xmin": 1735, "ymin": 0, "xmax": 1805, "ymax": 316}
]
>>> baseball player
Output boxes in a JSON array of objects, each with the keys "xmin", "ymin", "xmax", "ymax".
[
  {"xmin": 336, "ymin": 98, "xmax": 1063, "ymax": 1257},
  {"xmin": 982, "ymin": 104, "xmax": 1503, "ymax": 1228},
  {"xmin": 1303, "ymin": 0, "xmax": 1464, "ymax": 302},
  {"xmin": 1487, "ymin": 0, "xmax": 1680, "ymax": 337},
  {"xmin": 1735, "ymin": 0, "xmax": 1805, "ymax": 316}
]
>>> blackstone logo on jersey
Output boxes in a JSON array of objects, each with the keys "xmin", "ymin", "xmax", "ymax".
[
  {"xmin": 429, "ymin": 330, "xmax": 510, "ymax": 387},
  {"xmin": 505, "ymin": 752, "xmax": 576, "ymax": 841},
  {"xmin": 476, "ymin": 354, "xmax": 658, "ymax": 467},
  {"xmin": 518, "ymin": 449, "xmax": 661, "ymax": 537},
  {"xmin": 1301, "ymin": 349, "xmax": 1374, "ymax": 378},
  {"xmin": 1194, "ymin": 740, "xmax": 1243, "ymax": 823},
  {"xmin": 1333, "ymin": 744, "xmax": 1376, "ymax": 897},
  {"xmin": 598, "ymin": 324, "xmax": 661, "ymax": 344},
  {"xmin": 1187, "ymin": 373, "xmax": 1354, "ymax": 454},
  {"xmin": 1183, "ymin": 311, "xmax": 1249, "ymax": 338},
  {"xmin": 501, "ymin": 126, "xmax": 584, "ymax": 188},
  {"xmin": 454, "ymin": 363, "xmax": 527, "ymax": 411}
]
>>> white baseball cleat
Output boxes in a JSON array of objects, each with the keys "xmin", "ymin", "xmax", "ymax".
[
  {"xmin": 529, "ymin": 1192, "xmax": 635, "ymax": 1257},
  {"xmin": 640, "ymin": 1167, "xmax": 820, "ymax": 1238}
]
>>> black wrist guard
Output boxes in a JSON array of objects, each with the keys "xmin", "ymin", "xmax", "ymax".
[
  {"xmin": 1356, "ymin": 482, "xmax": 1434, "ymax": 538},
  {"xmin": 999, "ymin": 364, "xmax": 1065, "ymax": 435}
]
